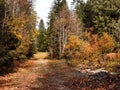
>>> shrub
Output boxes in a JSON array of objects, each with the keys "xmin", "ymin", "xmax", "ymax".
[
  {"xmin": 98, "ymin": 33, "xmax": 115, "ymax": 53},
  {"xmin": 64, "ymin": 35, "xmax": 85, "ymax": 60},
  {"xmin": 65, "ymin": 32, "xmax": 116, "ymax": 67}
]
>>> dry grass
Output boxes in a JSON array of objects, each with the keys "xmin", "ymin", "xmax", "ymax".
[
  {"xmin": 15, "ymin": 52, "xmax": 49, "ymax": 68},
  {"xmin": 33, "ymin": 52, "xmax": 49, "ymax": 59}
]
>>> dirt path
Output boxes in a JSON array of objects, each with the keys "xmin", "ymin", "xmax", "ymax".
[
  {"xmin": 0, "ymin": 53, "xmax": 75, "ymax": 90},
  {"xmin": 0, "ymin": 52, "xmax": 120, "ymax": 90}
]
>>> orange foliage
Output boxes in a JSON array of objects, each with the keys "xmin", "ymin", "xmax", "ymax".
[
  {"xmin": 105, "ymin": 53, "xmax": 120, "ymax": 61},
  {"xmin": 64, "ymin": 35, "xmax": 84, "ymax": 59},
  {"xmin": 105, "ymin": 53, "xmax": 116, "ymax": 60},
  {"xmin": 85, "ymin": 32, "xmax": 115, "ymax": 53},
  {"xmin": 64, "ymin": 32, "xmax": 115, "ymax": 67},
  {"xmin": 116, "ymin": 53, "xmax": 120, "ymax": 60},
  {"xmin": 98, "ymin": 33, "xmax": 115, "ymax": 53},
  {"xmin": 83, "ymin": 32, "xmax": 115, "ymax": 64},
  {"xmin": 65, "ymin": 35, "xmax": 80, "ymax": 48},
  {"xmin": 82, "ymin": 45, "xmax": 95, "ymax": 57}
]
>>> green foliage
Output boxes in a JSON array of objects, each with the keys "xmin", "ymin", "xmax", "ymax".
[
  {"xmin": 37, "ymin": 19, "xmax": 48, "ymax": 52},
  {"xmin": 48, "ymin": 0, "xmax": 70, "ymax": 59},
  {"xmin": 27, "ymin": 41, "xmax": 37, "ymax": 57},
  {"xmin": 39, "ymin": 19, "xmax": 45, "ymax": 30},
  {"xmin": 73, "ymin": 0, "xmax": 94, "ymax": 29},
  {"xmin": 0, "ymin": 0, "xmax": 37, "ymax": 68},
  {"xmin": 74, "ymin": 0, "xmax": 120, "ymax": 42}
]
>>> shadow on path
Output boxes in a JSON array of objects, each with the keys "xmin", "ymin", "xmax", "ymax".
[{"xmin": 0, "ymin": 52, "xmax": 120, "ymax": 90}]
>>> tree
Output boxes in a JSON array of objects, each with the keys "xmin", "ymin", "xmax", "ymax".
[
  {"xmin": 38, "ymin": 19, "xmax": 48, "ymax": 52},
  {"xmin": 48, "ymin": 0, "xmax": 70, "ymax": 59},
  {"xmin": 69, "ymin": 11, "xmax": 83, "ymax": 38},
  {"xmin": 74, "ymin": 0, "xmax": 120, "ymax": 44},
  {"xmin": 73, "ymin": 0, "xmax": 94, "ymax": 30},
  {"xmin": 0, "ymin": 0, "xmax": 21, "ymax": 65},
  {"xmin": 39, "ymin": 19, "xmax": 45, "ymax": 30},
  {"xmin": 0, "ymin": 0, "xmax": 37, "ymax": 66}
]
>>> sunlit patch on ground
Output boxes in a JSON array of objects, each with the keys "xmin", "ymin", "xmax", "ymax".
[{"xmin": 33, "ymin": 52, "xmax": 49, "ymax": 59}]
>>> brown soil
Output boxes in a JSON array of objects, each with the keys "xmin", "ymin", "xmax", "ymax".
[
  {"xmin": 0, "ymin": 52, "xmax": 120, "ymax": 90},
  {"xmin": 0, "ymin": 53, "xmax": 73, "ymax": 90}
]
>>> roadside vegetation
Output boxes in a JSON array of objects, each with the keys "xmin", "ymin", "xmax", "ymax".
[{"xmin": 0, "ymin": 0, "xmax": 120, "ymax": 89}]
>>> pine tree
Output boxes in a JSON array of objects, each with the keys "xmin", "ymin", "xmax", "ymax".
[
  {"xmin": 39, "ymin": 19, "xmax": 45, "ymax": 30},
  {"xmin": 38, "ymin": 19, "xmax": 48, "ymax": 52},
  {"xmin": 74, "ymin": 0, "xmax": 120, "ymax": 40},
  {"xmin": 0, "ymin": 0, "xmax": 20, "ymax": 65},
  {"xmin": 0, "ymin": 0, "xmax": 37, "ymax": 66}
]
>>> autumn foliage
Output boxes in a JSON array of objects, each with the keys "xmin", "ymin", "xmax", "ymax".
[
  {"xmin": 64, "ymin": 32, "xmax": 116, "ymax": 67},
  {"xmin": 64, "ymin": 35, "xmax": 85, "ymax": 60},
  {"xmin": 0, "ymin": 0, "xmax": 37, "ymax": 68}
]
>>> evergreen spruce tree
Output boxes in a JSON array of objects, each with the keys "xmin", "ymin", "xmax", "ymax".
[
  {"xmin": 0, "ymin": 0, "xmax": 37, "ymax": 66},
  {"xmin": 38, "ymin": 19, "xmax": 48, "ymax": 52}
]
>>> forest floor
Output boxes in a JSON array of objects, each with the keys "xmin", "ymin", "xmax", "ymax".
[{"xmin": 0, "ymin": 52, "xmax": 120, "ymax": 90}]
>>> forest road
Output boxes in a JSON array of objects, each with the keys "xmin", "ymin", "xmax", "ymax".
[
  {"xmin": 0, "ymin": 52, "xmax": 76, "ymax": 90},
  {"xmin": 1, "ymin": 52, "xmax": 119, "ymax": 90}
]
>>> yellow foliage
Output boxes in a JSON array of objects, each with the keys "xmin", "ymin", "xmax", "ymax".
[
  {"xmin": 83, "ymin": 32, "xmax": 116, "ymax": 67},
  {"xmin": 84, "ymin": 32, "xmax": 91, "ymax": 40},
  {"xmin": 82, "ymin": 45, "xmax": 94, "ymax": 56},
  {"xmin": 85, "ymin": 32, "xmax": 115, "ymax": 53},
  {"xmin": 64, "ymin": 35, "xmax": 84, "ymax": 59},
  {"xmin": 65, "ymin": 32, "xmax": 115, "ymax": 67},
  {"xmin": 67, "ymin": 35, "xmax": 80, "ymax": 46},
  {"xmin": 98, "ymin": 33, "xmax": 115, "ymax": 53}
]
